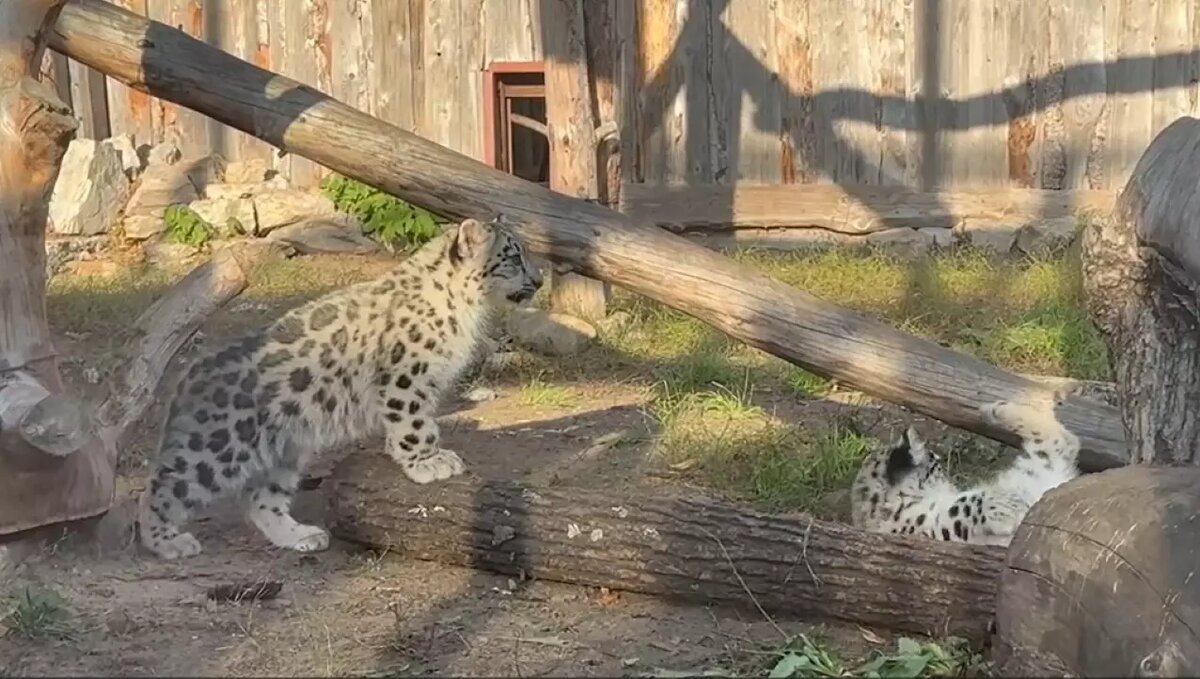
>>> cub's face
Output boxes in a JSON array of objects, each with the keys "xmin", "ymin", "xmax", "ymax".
[{"xmin": 450, "ymin": 218, "xmax": 543, "ymax": 303}]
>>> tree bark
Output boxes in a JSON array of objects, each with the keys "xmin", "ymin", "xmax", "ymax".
[
  {"xmin": 543, "ymin": 0, "xmax": 610, "ymax": 322},
  {"xmin": 993, "ymin": 466, "xmax": 1200, "ymax": 676},
  {"xmin": 0, "ymin": 1, "xmax": 252, "ymax": 534},
  {"xmin": 47, "ymin": 0, "xmax": 1128, "ymax": 469},
  {"xmin": 330, "ymin": 453, "xmax": 1004, "ymax": 642},
  {"xmin": 1081, "ymin": 117, "xmax": 1200, "ymax": 465}
]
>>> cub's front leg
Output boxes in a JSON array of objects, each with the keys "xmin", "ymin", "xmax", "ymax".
[{"xmin": 379, "ymin": 385, "xmax": 464, "ymax": 484}]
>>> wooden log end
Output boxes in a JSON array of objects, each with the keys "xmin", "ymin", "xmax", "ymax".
[{"xmin": 996, "ymin": 466, "xmax": 1200, "ymax": 675}]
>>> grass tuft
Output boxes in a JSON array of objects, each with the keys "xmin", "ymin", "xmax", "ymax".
[
  {"xmin": 519, "ymin": 376, "xmax": 579, "ymax": 409},
  {"xmin": 4, "ymin": 586, "xmax": 73, "ymax": 640},
  {"xmin": 767, "ymin": 634, "xmax": 990, "ymax": 678}
]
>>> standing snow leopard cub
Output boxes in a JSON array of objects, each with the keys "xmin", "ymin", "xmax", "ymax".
[
  {"xmin": 849, "ymin": 396, "xmax": 1080, "ymax": 547},
  {"xmin": 138, "ymin": 217, "xmax": 542, "ymax": 560}
]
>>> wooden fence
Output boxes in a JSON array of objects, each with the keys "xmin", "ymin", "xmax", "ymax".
[{"xmin": 45, "ymin": 0, "xmax": 1200, "ymax": 193}]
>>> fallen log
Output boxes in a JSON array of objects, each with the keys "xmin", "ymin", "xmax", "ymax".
[
  {"xmin": 329, "ymin": 453, "xmax": 1005, "ymax": 642},
  {"xmin": 994, "ymin": 466, "xmax": 1200, "ymax": 676},
  {"xmin": 48, "ymin": 0, "xmax": 1127, "ymax": 469}
]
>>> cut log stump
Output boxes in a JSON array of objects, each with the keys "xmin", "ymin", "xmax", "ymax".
[
  {"xmin": 994, "ymin": 466, "xmax": 1200, "ymax": 676},
  {"xmin": 329, "ymin": 453, "xmax": 1005, "ymax": 642}
]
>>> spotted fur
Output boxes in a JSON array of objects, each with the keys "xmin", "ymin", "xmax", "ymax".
[
  {"xmin": 137, "ymin": 218, "xmax": 542, "ymax": 560},
  {"xmin": 849, "ymin": 397, "xmax": 1081, "ymax": 547}
]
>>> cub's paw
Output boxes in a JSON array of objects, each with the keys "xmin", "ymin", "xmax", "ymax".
[
  {"xmin": 403, "ymin": 448, "xmax": 466, "ymax": 484},
  {"xmin": 284, "ymin": 525, "xmax": 331, "ymax": 553},
  {"xmin": 145, "ymin": 531, "xmax": 203, "ymax": 560}
]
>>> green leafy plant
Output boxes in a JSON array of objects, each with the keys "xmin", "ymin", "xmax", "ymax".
[
  {"xmin": 4, "ymin": 586, "xmax": 73, "ymax": 640},
  {"xmin": 320, "ymin": 174, "xmax": 444, "ymax": 251},
  {"xmin": 768, "ymin": 635, "xmax": 988, "ymax": 678},
  {"xmin": 162, "ymin": 204, "xmax": 216, "ymax": 248}
]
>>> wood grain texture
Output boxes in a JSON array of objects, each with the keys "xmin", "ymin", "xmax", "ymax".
[
  {"xmin": 620, "ymin": 182, "xmax": 1116, "ymax": 233},
  {"xmin": 543, "ymin": 0, "xmax": 609, "ymax": 321},
  {"xmin": 0, "ymin": 0, "xmax": 109, "ymax": 534},
  {"xmin": 1081, "ymin": 116, "xmax": 1200, "ymax": 465},
  {"xmin": 330, "ymin": 453, "xmax": 1005, "ymax": 642},
  {"xmin": 994, "ymin": 466, "xmax": 1200, "ymax": 675},
  {"xmin": 47, "ymin": 0, "xmax": 1130, "ymax": 468}
]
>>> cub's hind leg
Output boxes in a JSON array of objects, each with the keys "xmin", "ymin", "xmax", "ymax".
[
  {"xmin": 244, "ymin": 466, "xmax": 330, "ymax": 552},
  {"xmin": 138, "ymin": 436, "xmax": 255, "ymax": 560}
]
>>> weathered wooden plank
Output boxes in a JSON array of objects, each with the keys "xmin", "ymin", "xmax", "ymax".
[
  {"xmin": 422, "ymin": 0, "xmax": 460, "ymax": 152},
  {"xmin": 613, "ymin": 0, "xmax": 639, "ymax": 189},
  {"xmin": 148, "ymin": 0, "xmax": 212, "ymax": 157},
  {"xmin": 483, "ymin": 0, "xmax": 539, "ymax": 62},
  {"xmin": 267, "ymin": 0, "xmax": 327, "ymax": 187},
  {"xmin": 808, "ymin": 0, "xmax": 854, "ymax": 183},
  {"xmin": 1107, "ymin": 0, "xmax": 1157, "ymax": 190},
  {"xmin": 458, "ymin": 0, "xmax": 484, "ymax": 161},
  {"xmin": 1030, "ymin": 0, "xmax": 1067, "ymax": 190},
  {"xmin": 872, "ymin": 0, "xmax": 911, "ymax": 187},
  {"xmin": 720, "ymin": 0, "xmax": 777, "ymax": 183},
  {"xmin": 209, "ymin": 0, "xmax": 260, "ymax": 161},
  {"xmin": 676, "ymin": 0, "xmax": 711, "ymax": 183},
  {"xmin": 66, "ymin": 58, "xmax": 109, "ymax": 139},
  {"xmin": 1152, "ymin": 0, "xmax": 1192, "ymax": 143},
  {"xmin": 1062, "ymin": 0, "xmax": 1109, "ymax": 190},
  {"xmin": 330, "ymin": 0, "xmax": 374, "ymax": 119},
  {"xmin": 961, "ymin": 0, "xmax": 1005, "ymax": 187},
  {"xmin": 370, "ymin": 0, "xmax": 421, "ymax": 132},
  {"xmin": 635, "ymin": 0, "xmax": 685, "ymax": 184},
  {"xmin": 1000, "ymin": 0, "xmax": 1038, "ymax": 189},
  {"xmin": 619, "ymin": 182, "xmax": 1117, "ymax": 233},
  {"xmin": 585, "ymin": 0, "xmax": 621, "ymax": 205},
  {"xmin": 775, "ymin": 0, "xmax": 816, "ymax": 184},
  {"xmin": 103, "ymin": 0, "xmax": 152, "ymax": 146}
]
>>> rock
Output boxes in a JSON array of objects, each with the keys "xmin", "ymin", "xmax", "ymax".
[
  {"xmin": 143, "ymin": 240, "xmax": 200, "ymax": 267},
  {"xmin": 204, "ymin": 176, "xmax": 290, "ymax": 200},
  {"xmin": 1016, "ymin": 216, "xmax": 1078, "ymax": 256},
  {"xmin": 507, "ymin": 308, "xmax": 598, "ymax": 357},
  {"xmin": 143, "ymin": 140, "xmax": 181, "ymax": 167},
  {"xmin": 124, "ymin": 163, "xmax": 200, "ymax": 226},
  {"xmin": 123, "ymin": 215, "xmax": 165, "ymax": 240},
  {"xmin": 102, "ymin": 134, "xmax": 142, "ymax": 177},
  {"xmin": 865, "ymin": 227, "xmax": 934, "ymax": 256},
  {"xmin": 179, "ymin": 154, "xmax": 226, "ymax": 194},
  {"xmin": 959, "ymin": 220, "xmax": 1020, "ymax": 254},
  {"xmin": 47, "ymin": 138, "xmax": 131, "ymax": 236},
  {"xmin": 253, "ymin": 190, "xmax": 338, "ymax": 235},
  {"xmin": 189, "ymin": 196, "xmax": 256, "ymax": 238},
  {"xmin": 224, "ymin": 158, "xmax": 276, "ymax": 184},
  {"xmin": 266, "ymin": 215, "xmax": 380, "ymax": 254},
  {"xmin": 919, "ymin": 226, "xmax": 955, "ymax": 248}
]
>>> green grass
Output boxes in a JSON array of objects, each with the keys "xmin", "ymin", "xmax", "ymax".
[
  {"xmin": 4, "ymin": 587, "xmax": 73, "ymax": 640},
  {"xmin": 519, "ymin": 376, "xmax": 580, "ymax": 409}
]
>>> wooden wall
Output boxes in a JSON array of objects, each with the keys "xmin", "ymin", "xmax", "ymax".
[{"xmin": 51, "ymin": 0, "xmax": 1200, "ymax": 192}]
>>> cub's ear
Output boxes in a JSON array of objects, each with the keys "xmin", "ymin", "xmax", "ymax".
[{"xmin": 451, "ymin": 218, "xmax": 493, "ymax": 263}]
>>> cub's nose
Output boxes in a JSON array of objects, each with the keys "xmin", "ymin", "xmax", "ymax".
[{"xmin": 530, "ymin": 270, "xmax": 544, "ymax": 290}]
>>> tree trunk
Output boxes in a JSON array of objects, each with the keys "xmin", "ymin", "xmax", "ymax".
[
  {"xmin": 47, "ymin": 0, "xmax": 1128, "ymax": 469},
  {"xmin": 0, "ymin": 1, "xmax": 253, "ymax": 535},
  {"xmin": 1081, "ymin": 117, "xmax": 1200, "ymax": 465},
  {"xmin": 543, "ymin": 0, "xmax": 609, "ymax": 323},
  {"xmin": 993, "ymin": 466, "xmax": 1200, "ymax": 676},
  {"xmin": 330, "ymin": 453, "xmax": 1004, "ymax": 642},
  {"xmin": 0, "ymin": 0, "xmax": 112, "ymax": 532}
]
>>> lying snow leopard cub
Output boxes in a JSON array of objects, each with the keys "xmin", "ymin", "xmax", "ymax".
[
  {"xmin": 137, "ymin": 217, "xmax": 543, "ymax": 560},
  {"xmin": 849, "ymin": 397, "xmax": 1080, "ymax": 547}
]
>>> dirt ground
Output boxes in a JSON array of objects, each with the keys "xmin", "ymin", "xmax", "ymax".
[{"xmin": 0, "ymin": 250, "xmax": 999, "ymax": 677}]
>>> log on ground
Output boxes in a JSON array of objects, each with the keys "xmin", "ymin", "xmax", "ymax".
[
  {"xmin": 48, "ymin": 0, "xmax": 1127, "ymax": 469},
  {"xmin": 994, "ymin": 466, "xmax": 1200, "ymax": 676},
  {"xmin": 330, "ymin": 453, "xmax": 1005, "ymax": 642},
  {"xmin": 1082, "ymin": 117, "xmax": 1200, "ymax": 465}
]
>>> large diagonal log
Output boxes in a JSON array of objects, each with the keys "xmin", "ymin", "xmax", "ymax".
[{"xmin": 47, "ymin": 0, "xmax": 1128, "ymax": 468}]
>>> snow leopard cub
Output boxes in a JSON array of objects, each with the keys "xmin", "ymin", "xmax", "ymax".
[
  {"xmin": 137, "ymin": 217, "xmax": 543, "ymax": 560},
  {"xmin": 849, "ymin": 397, "xmax": 1081, "ymax": 547}
]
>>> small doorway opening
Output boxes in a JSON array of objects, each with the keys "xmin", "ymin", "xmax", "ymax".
[{"xmin": 483, "ymin": 62, "xmax": 549, "ymax": 186}]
